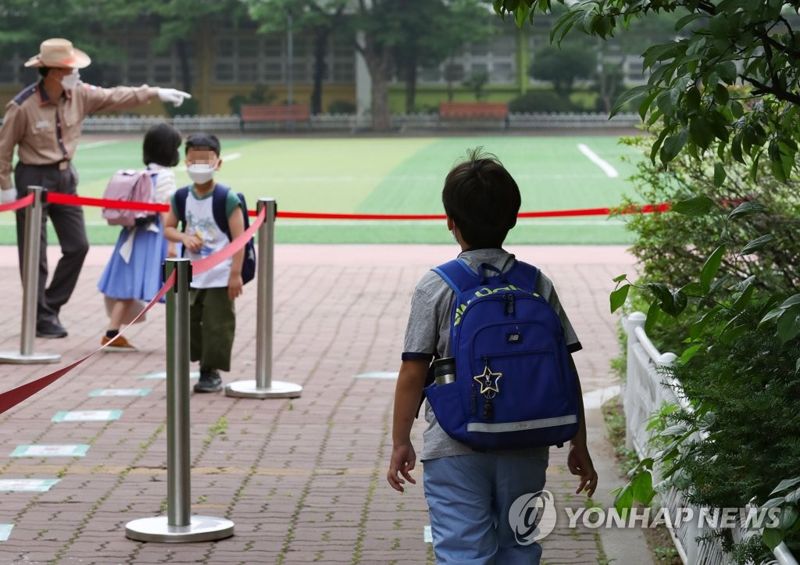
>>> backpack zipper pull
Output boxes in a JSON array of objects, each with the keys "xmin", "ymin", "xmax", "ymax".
[
  {"xmin": 483, "ymin": 396, "xmax": 494, "ymax": 421},
  {"xmin": 504, "ymin": 293, "xmax": 515, "ymax": 316}
]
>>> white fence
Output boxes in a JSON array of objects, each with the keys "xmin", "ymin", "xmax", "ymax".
[
  {"xmin": 67, "ymin": 111, "xmax": 641, "ymax": 133},
  {"xmin": 623, "ymin": 312, "xmax": 798, "ymax": 565}
]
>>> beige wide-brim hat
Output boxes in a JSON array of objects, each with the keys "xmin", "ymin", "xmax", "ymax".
[{"xmin": 24, "ymin": 38, "xmax": 91, "ymax": 69}]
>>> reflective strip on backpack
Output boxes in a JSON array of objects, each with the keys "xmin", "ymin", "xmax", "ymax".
[{"xmin": 467, "ymin": 414, "xmax": 578, "ymax": 433}]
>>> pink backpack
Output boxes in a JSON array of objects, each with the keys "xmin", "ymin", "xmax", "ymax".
[{"xmin": 101, "ymin": 170, "xmax": 155, "ymax": 227}]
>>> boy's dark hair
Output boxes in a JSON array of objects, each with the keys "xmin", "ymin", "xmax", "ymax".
[
  {"xmin": 38, "ymin": 67, "xmax": 50, "ymax": 78},
  {"xmin": 442, "ymin": 148, "xmax": 521, "ymax": 249},
  {"xmin": 143, "ymin": 123, "xmax": 182, "ymax": 167},
  {"xmin": 185, "ymin": 133, "xmax": 221, "ymax": 157}
]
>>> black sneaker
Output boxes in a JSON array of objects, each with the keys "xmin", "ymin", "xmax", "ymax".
[
  {"xmin": 194, "ymin": 370, "xmax": 222, "ymax": 393},
  {"xmin": 36, "ymin": 318, "xmax": 68, "ymax": 339}
]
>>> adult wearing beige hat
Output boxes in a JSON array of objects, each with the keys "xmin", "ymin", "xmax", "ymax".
[{"xmin": 0, "ymin": 38, "xmax": 190, "ymax": 338}]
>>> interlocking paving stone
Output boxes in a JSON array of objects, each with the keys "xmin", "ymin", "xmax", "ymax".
[{"xmin": 0, "ymin": 244, "xmax": 637, "ymax": 563}]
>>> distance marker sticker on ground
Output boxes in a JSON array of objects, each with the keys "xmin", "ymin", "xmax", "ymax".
[
  {"xmin": 11, "ymin": 445, "xmax": 90, "ymax": 458},
  {"xmin": 89, "ymin": 388, "xmax": 151, "ymax": 397},
  {"xmin": 354, "ymin": 371, "xmax": 398, "ymax": 380},
  {"xmin": 52, "ymin": 410, "xmax": 122, "ymax": 422},
  {"xmin": 0, "ymin": 479, "xmax": 59, "ymax": 492},
  {"xmin": 139, "ymin": 371, "xmax": 199, "ymax": 380},
  {"xmin": 0, "ymin": 524, "xmax": 12, "ymax": 541}
]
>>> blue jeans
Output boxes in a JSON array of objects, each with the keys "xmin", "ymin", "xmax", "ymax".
[{"xmin": 423, "ymin": 451, "xmax": 548, "ymax": 565}]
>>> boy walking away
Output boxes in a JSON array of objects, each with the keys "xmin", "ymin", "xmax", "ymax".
[
  {"xmin": 164, "ymin": 133, "xmax": 245, "ymax": 393},
  {"xmin": 387, "ymin": 149, "xmax": 598, "ymax": 564}
]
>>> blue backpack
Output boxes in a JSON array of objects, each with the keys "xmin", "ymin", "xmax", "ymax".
[
  {"xmin": 173, "ymin": 184, "xmax": 256, "ymax": 284},
  {"xmin": 425, "ymin": 258, "xmax": 579, "ymax": 450}
]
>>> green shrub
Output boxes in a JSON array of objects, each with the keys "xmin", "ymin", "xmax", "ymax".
[
  {"xmin": 612, "ymin": 129, "xmax": 800, "ymax": 563},
  {"xmin": 327, "ymin": 100, "xmax": 356, "ymax": 114},
  {"xmin": 163, "ymin": 97, "xmax": 199, "ymax": 117},
  {"xmin": 508, "ymin": 90, "xmax": 577, "ymax": 113},
  {"xmin": 618, "ymin": 134, "xmax": 800, "ymax": 350},
  {"xmin": 227, "ymin": 84, "xmax": 277, "ymax": 116},
  {"xmin": 462, "ymin": 70, "xmax": 489, "ymax": 101}
]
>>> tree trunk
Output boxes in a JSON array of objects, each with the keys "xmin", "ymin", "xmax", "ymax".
[
  {"xmin": 311, "ymin": 27, "xmax": 329, "ymax": 115},
  {"xmin": 176, "ymin": 39, "xmax": 192, "ymax": 94},
  {"xmin": 360, "ymin": 33, "xmax": 392, "ymax": 132},
  {"xmin": 404, "ymin": 45, "xmax": 417, "ymax": 114},
  {"xmin": 371, "ymin": 63, "xmax": 391, "ymax": 131}
]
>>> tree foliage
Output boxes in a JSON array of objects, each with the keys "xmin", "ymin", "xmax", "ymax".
[
  {"xmin": 493, "ymin": 0, "xmax": 800, "ymax": 182},
  {"xmin": 392, "ymin": 0, "xmax": 493, "ymax": 113},
  {"xmin": 492, "ymin": 2, "xmax": 800, "ymax": 558},
  {"xmin": 243, "ymin": 0, "xmax": 347, "ymax": 114},
  {"xmin": 350, "ymin": 0, "xmax": 492, "ymax": 128},
  {"xmin": 608, "ymin": 133, "xmax": 800, "ymax": 560},
  {"xmin": 530, "ymin": 42, "xmax": 594, "ymax": 97}
]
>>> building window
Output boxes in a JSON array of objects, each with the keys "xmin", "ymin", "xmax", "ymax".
[
  {"xmin": 0, "ymin": 60, "xmax": 17, "ymax": 85},
  {"xmin": 211, "ymin": 30, "xmax": 355, "ymax": 85},
  {"xmin": 421, "ymin": 65, "xmax": 442, "ymax": 83},
  {"xmin": 491, "ymin": 62, "xmax": 514, "ymax": 83},
  {"xmin": 0, "ymin": 54, "xmax": 29, "ymax": 86},
  {"xmin": 402, "ymin": 19, "xmax": 518, "ymax": 86}
]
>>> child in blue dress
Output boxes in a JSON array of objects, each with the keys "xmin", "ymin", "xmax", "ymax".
[{"xmin": 97, "ymin": 123, "xmax": 182, "ymax": 351}]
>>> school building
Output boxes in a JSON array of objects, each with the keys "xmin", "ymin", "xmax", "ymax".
[{"xmin": 0, "ymin": 15, "xmax": 645, "ymax": 116}]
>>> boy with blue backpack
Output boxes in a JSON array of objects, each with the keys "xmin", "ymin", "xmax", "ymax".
[
  {"xmin": 164, "ymin": 133, "xmax": 251, "ymax": 393},
  {"xmin": 387, "ymin": 149, "xmax": 597, "ymax": 564}
]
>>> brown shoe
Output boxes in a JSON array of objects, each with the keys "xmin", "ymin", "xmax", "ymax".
[{"xmin": 101, "ymin": 334, "xmax": 137, "ymax": 352}]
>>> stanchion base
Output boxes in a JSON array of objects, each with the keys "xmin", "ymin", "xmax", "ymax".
[
  {"xmin": 125, "ymin": 515, "xmax": 234, "ymax": 543},
  {"xmin": 224, "ymin": 379, "xmax": 303, "ymax": 399},
  {"xmin": 0, "ymin": 351, "xmax": 61, "ymax": 365}
]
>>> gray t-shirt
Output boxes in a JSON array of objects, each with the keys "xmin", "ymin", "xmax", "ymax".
[{"xmin": 402, "ymin": 249, "xmax": 582, "ymax": 461}]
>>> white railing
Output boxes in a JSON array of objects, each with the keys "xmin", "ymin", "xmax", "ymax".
[
  {"xmin": 81, "ymin": 114, "xmax": 242, "ymax": 132},
  {"xmin": 623, "ymin": 312, "xmax": 798, "ymax": 565},
  {"xmin": 509, "ymin": 111, "xmax": 640, "ymax": 129},
  {"xmin": 52, "ymin": 111, "xmax": 641, "ymax": 133}
]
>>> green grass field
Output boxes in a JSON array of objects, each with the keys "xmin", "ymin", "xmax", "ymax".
[{"xmin": 0, "ymin": 134, "xmax": 644, "ymax": 245}]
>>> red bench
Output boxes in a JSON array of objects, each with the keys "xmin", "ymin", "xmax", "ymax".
[
  {"xmin": 239, "ymin": 104, "xmax": 310, "ymax": 130},
  {"xmin": 439, "ymin": 102, "xmax": 509, "ymax": 121}
]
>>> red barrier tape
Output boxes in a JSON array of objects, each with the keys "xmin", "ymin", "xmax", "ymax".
[
  {"xmin": 275, "ymin": 202, "xmax": 671, "ymax": 220},
  {"xmin": 41, "ymin": 191, "xmax": 672, "ymax": 220},
  {"xmin": 0, "ymin": 194, "xmax": 35, "ymax": 213},
  {"xmin": 0, "ymin": 207, "xmax": 266, "ymax": 416},
  {"xmin": 0, "ymin": 272, "xmax": 174, "ymax": 416}
]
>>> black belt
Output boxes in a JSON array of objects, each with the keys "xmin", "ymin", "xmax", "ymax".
[{"xmin": 18, "ymin": 160, "xmax": 71, "ymax": 171}]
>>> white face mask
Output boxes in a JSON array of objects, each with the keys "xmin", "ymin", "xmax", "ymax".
[
  {"xmin": 60, "ymin": 70, "xmax": 80, "ymax": 90},
  {"xmin": 187, "ymin": 163, "xmax": 216, "ymax": 185}
]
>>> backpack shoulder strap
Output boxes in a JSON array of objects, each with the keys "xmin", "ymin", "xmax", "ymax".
[
  {"xmin": 211, "ymin": 184, "xmax": 231, "ymax": 238},
  {"xmin": 503, "ymin": 259, "xmax": 540, "ymax": 294},
  {"xmin": 173, "ymin": 186, "xmax": 190, "ymax": 225},
  {"xmin": 432, "ymin": 259, "xmax": 481, "ymax": 293},
  {"xmin": 235, "ymin": 192, "xmax": 251, "ymax": 229}
]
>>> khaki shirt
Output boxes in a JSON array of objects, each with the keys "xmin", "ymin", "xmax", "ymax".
[{"xmin": 0, "ymin": 81, "xmax": 158, "ymax": 189}]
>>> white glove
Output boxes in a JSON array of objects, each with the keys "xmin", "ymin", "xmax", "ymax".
[
  {"xmin": 0, "ymin": 188, "xmax": 17, "ymax": 203},
  {"xmin": 157, "ymin": 88, "xmax": 192, "ymax": 107}
]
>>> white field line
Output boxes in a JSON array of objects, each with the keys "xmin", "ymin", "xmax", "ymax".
[
  {"xmin": 78, "ymin": 140, "xmax": 119, "ymax": 151},
  {"xmin": 577, "ymin": 143, "xmax": 619, "ymax": 178},
  {"xmin": 223, "ymin": 152, "xmax": 241, "ymax": 162}
]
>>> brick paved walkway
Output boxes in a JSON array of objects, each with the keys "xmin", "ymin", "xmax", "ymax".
[{"xmin": 0, "ymin": 244, "xmax": 637, "ymax": 564}]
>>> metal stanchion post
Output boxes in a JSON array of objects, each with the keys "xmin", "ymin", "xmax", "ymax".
[
  {"xmin": 225, "ymin": 198, "xmax": 302, "ymax": 399},
  {"xmin": 0, "ymin": 186, "xmax": 60, "ymax": 364},
  {"xmin": 125, "ymin": 259, "xmax": 234, "ymax": 543}
]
